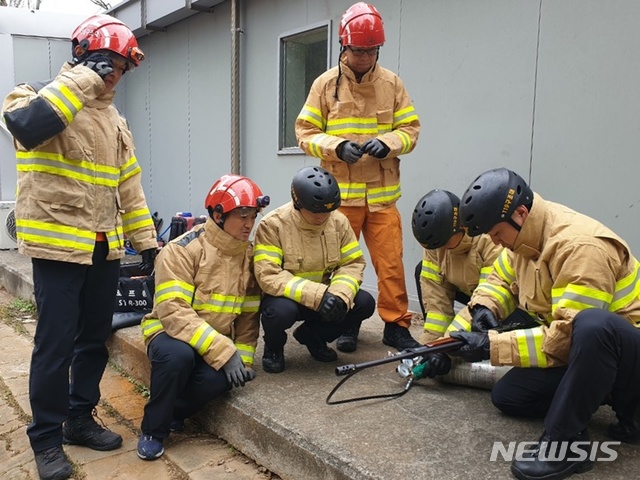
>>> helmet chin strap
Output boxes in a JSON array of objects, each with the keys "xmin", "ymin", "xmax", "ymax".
[{"xmin": 508, "ymin": 218, "xmax": 522, "ymax": 232}]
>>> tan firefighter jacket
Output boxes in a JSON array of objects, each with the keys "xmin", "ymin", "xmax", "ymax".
[
  {"xmin": 2, "ymin": 63, "xmax": 157, "ymax": 264},
  {"xmin": 140, "ymin": 218, "xmax": 261, "ymax": 369},
  {"xmin": 295, "ymin": 58, "xmax": 420, "ymax": 212},
  {"xmin": 419, "ymin": 234, "xmax": 503, "ymax": 343},
  {"xmin": 253, "ymin": 202, "xmax": 365, "ymax": 310},
  {"xmin": 447, "ymin": 194, "xmax": 640, "ymax": 368}
]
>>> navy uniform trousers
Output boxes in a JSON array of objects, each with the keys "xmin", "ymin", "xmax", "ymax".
[
  {"xmin": 28, "ymin": 241, "xmax": 119, "ymax": 453},
  {"xmin": 491, "ymin": 309, "xmax": 640, "ymax": 439}
]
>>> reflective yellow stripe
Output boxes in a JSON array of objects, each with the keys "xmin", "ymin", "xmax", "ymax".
[
  {"xmin": 330, "ymin": 274, "xmax": 359, "ymax": 295},
  {"xmin": 189, "ymin": 323, "xmax": 218, "ymax": 356},
  {"xmin": 40, "ymin": 82, "xmax": 82, "ymax": 123},
  {"xmin": 308, "ymin": 133, "xmax": 333, "ymax": 158},
  {"xmin": 155, "ymin": 280, "xmax": 195, "ymax": 305},
  {"xmin": 479, "ymin": 266, "xmax": 493, "ymax": 284},
  {"xmin": 424, "ymin": 312, "xmax": 452, "ymax": 333},
  {"xmin": 141, "ymin": 318, "xmax": 163, "ymax": 339},
  {"xmin": 494, "ymin": 250, "xmax": 516, "ymax": 284},
  {"xmin": 340, "ymin": 241, "xmax": 363, "ymax": 264},
  {"xmin": 420, "ymin": 260, "xmax": 441, "ymax": 284},
  {"xmin": 552, "ymin": 284, "xmax": 611, "ymax": 313},
  {"xmin": 326, "ymin": 117, "xmax": 378, "ymax": 136},
  {"xmin": 447, "ymin": 314, "xmax": 471, "ymax": 333},
  {"xmin": 16, "ymin": 218, "xmax": 96, "ymax": 252},
  {"xmin": 17, "ymin": 151, "xmax": 120, "ymax": 187},
  {"xmin": 368, "ymin": 183, "xmax": 401, "ymax": 204},
  {"xmin": 193, "ymin": 293, "xmax": 261, "ymax": 315},
  {"xmin": 235, "ymin": 342, "xmax": 256, "ymax": 365},
  {"xmin": 254, "ymin": 244, "xmax": 283, "ymax": 265},
  {"xmin": 297, "ymin": 104, "xmax": 326, "ymax": 130},
  {"xmin": 120, "ymin": 156, "xmax": 142, "ymax": 183},
  {"xmin": 611, "ymin": 261, "xmax": 640, "ymax": 311},
  {"xmin": 121, "ymin": 208, "xmax": 154, "ymax": 232},
  {"xmin": 394, "ymin": 130, "xmax": 412, "ymax": 154},
  {"xmin": 284, "ymin": 276, "xmax": 310, "ymax": 302},
  {"xmin": 339, "ymin": 182, "xmax": 366, "ymax": 200},
  {"xmin": 475, "ymin": 282, "xmax": 516, "ymax": 314},
  {"xmin": 393, "ymin": 105, "xmax": 419, "ymax": 127},
  {"xmin": 515, "ymin": 327, "xmax": 547, "ymax": 368}
]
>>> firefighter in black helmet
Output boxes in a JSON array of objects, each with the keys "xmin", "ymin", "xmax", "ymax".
[
  {"xmin": 253, "ymin": 166, "xmax": 375, "ymax": 373},
  {"xmin": 447, "ymin": 167, "xmax": 640, "ymax": 480},
  {"xmin": 411, "ymin": 189, "xmax": 533, "ymax": 379}
]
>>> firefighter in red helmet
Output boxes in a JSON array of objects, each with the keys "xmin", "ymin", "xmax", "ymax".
[
  {"xmin": 137, "ymin": 174, "xmax": 269, "ymax": 461},
  {"xmin": 296, "ymin": 3, "xmax": 422, "ymax": 353},
  {"xmin": 2, "ymin": 14, "xmax": 156, "ymax": 480}
]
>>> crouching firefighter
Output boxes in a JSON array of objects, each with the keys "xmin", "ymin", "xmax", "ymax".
[
  {"xmin": 253, "ymin": 166, "xmax": 376, "ymax": 373},
  {"xmin": 137, "ymin": 175, "xmax": 269, "ymax": 460},
  {"xmin": 448, "ymin": 168, "xmax": 640, "ymax": 480}
]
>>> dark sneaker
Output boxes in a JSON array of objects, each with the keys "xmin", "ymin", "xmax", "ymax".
[
  {"xmin": 511, "ymin": 431, "xmax": 593, "ymax": 480},
  {"xmin": 62, "ymin": 410, "xmax": 122, "ymax": 451},
  {"xmin": 137, "ymin": 434, "xmax": 164, "ymax": 460},
  {"xmin": 293, "ymin": 324, "xmax": 337, "ymax": 362},
  {"xmin": 34, "ymin": 446, "xmax": 72, "ymax": 480},
  {"xmin": 382, "ymin": 322, "xmax": 420, "ymax": 351},
  {"xmin": 169, "ymin": 418, "xmax": 185, "ymax": 433},
  {"xmin": 262, "ymin": 345, "xmax": 285, "ymax": 373},
  {"xmin": 336, "ymin": 325, "xmax": 360, "ymax": 353}
]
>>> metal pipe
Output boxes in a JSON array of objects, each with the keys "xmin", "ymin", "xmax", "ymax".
[{"xmin": 230, "ymin": 0, "xmax": 240, "ymax": 174}]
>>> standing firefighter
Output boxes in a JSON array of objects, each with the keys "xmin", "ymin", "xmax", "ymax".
[
  {"xmin": 2, "ymin": 14, "xmax": 158, "ymax": 480},
  {"xmin": 138, "ymin": 175, "xmax": 269, "ymax": 460},
  {"xmin": 254, "ymin": 166, "xmax": 375, "ymax": 373},
  {"xmin": 449, "ymin": 168, "xmax": 640, "ymax": 480},
  {"xmin": 295, "ymin": 2, "xmax": 421, "ymax": 352}
]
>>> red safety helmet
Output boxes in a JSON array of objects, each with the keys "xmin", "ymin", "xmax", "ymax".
[
  {"xmin": 71, "ymin": 14, "xmax": 145, "ymax": 67},
  {"xmin": 339, "ymin": 2, "xmax": 385, "ymax": 48},
  {"xmin": 205, "ymin": 175, "xmax": 270, "ymax": 215}
]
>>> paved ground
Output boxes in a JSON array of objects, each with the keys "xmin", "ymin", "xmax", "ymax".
[
  {"xmin": 0, "ymin": 249, "xmax": 639, "ymax": 479},
  {"xmin": 0, "ymin": 288, "xmax": 280, "ymax": 479}
]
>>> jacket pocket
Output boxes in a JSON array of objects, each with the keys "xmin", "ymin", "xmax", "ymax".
[{"xmin": 32, "ymin": 177, "xmax": 84, "ymax": 210}]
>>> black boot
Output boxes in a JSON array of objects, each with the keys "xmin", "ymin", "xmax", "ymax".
[
  {"xmin": 62, "ymin": 409, "xmax": 122, "ymax": 451},
  {"xmin": 262, "ymin": 345, "xmax": 285, "ymax": 373},
  {"xmin": 382, "ymin": 322, "xmax": 420, "ymax": 350},
  {"xmin": 511, "ymin": 431, "xmax": 593, "ymax": 480},
  {"xmin": 34, "ymin": 446, "xmax": 72, "ymax": 480},
  {"xmin": 293, "ymin": 323, "xmax": 337, "ymax": 362},
  {"xmin": 336, "ymin": 324, "xmax": 361, "ymax": 353}
]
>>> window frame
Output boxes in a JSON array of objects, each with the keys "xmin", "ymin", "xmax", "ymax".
[{"xmin": 277, "ymin": 20, "xmax": 332, "ymax": 155}]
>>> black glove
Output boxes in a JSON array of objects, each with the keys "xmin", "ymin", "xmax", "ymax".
[
  {"xmin": 244, "ymin": 367, "xmax": 256, "ymax": 382},
  {"xmin": 318, "ymin": 291, "xmax": 348, "ymax": 323},
  {"xmin": 139, "ymin": 248, "xmax": 157, "ymax": 275},
  {"xmin": 470, "ymin": 305, "xmax": 500, "ymax": 332},
  {"xmin": 420, "ymin": 353, "xmax": 452, "ymax": 378},
  {"xmin": 449, "ymin": 331, "xmax": 490, "ymax": 363},
  {"xmin": 78, "ymin": 52, "xmax": 114, "ymax": 79},
  {"xmin": 223, "ymin": 351, "xmax": 247, "ymax": 388},
  {"xmin": 360, "ymin": 138, "xmax": 390, "ymax": 159},
  {"xmin": 336, "ymin": 141, "xmax": 363, "ymax": 164}
]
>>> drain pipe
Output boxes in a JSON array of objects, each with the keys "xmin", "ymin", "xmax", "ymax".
[{"xmin": 230, "ymin": 0, "xmax": 240, "ymax": 174}]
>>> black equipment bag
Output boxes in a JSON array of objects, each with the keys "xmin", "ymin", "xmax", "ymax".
[{"xmin": 112, "ymin": 263, "xmax": 155, "ymax": 331}]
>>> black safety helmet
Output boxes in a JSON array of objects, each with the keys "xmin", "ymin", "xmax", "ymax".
[
  {"xmin": 460, "ymin": 168, "xmax": 533, "ymax": 237},
  {"xmin": 411, "ymin": 189, "xmax": 462, "ymax": 249},
  {"xmin": 291, "ymin": 166, "xmax": 341, "ymax": 213}
]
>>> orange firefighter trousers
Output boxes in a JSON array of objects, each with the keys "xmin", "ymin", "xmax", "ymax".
[{"xmin": 339, "ymin": 204, "xmax": 412, "ymax": 328}]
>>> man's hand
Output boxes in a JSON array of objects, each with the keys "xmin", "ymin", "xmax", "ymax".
[
  {"xmin": 78, "ymin": 52, "xmax": 114, "ymax": 79},
  {"xmin": 470, "ymin": 305, "xmax": 500, "ymax": 332},
  {"xmin": 336, "ymin": 141, "xmax": 363, "ymax": 164},
  {"xmin": 417, "ymin": 353, "xmax": 452, "ymax": 379},
  {"xmin": 360, "ymin": 138, "xmax": 390, "ymax": 159},
  {"xmin": 449, "ymin": 331, "xmax": 490, "ymax": 363},
  {"xmin": 139, "ymin": 248, "xmax": 157, "ymax": 275},
  {"xmin": 223, "ymin": 351, "xmax": 247, "ymax": 388},
  {"xmin": 318, "ymin": 291, "xmax": 348, "ymax": 323}
]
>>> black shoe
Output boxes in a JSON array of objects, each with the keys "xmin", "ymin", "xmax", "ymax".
[
  {"xmin": 62, "ymin": 409, "xmax": 123, "ymax": 451},
  {"xmin": 336, "ymin": 325, "xmax": 360, "ymax": 353},
  {"xmin": 382, "ymin": 322, "xmax": 420, "ymax": 350},
  {"xmin": 608, "ymin": 419, "xmax": 640, "ymax": 443},
  {"xmin": 511, "ymin": 431, "xmax": 593, "ymax": 480},
  {"xmin": 262, "ymin": 345, "xmax": 285, "ymax": 373},
  {"xmin": 293, "ymin": 324, "xmax": 337, "ymax": 362},
  {"xmin": 34, "ymin": 446, "xmax": 72, "ymax": 480}
]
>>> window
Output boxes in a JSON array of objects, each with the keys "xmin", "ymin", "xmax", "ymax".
[{"xmin": 278, "ymin": 22, "xmax": 330, "ymax": 152}]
